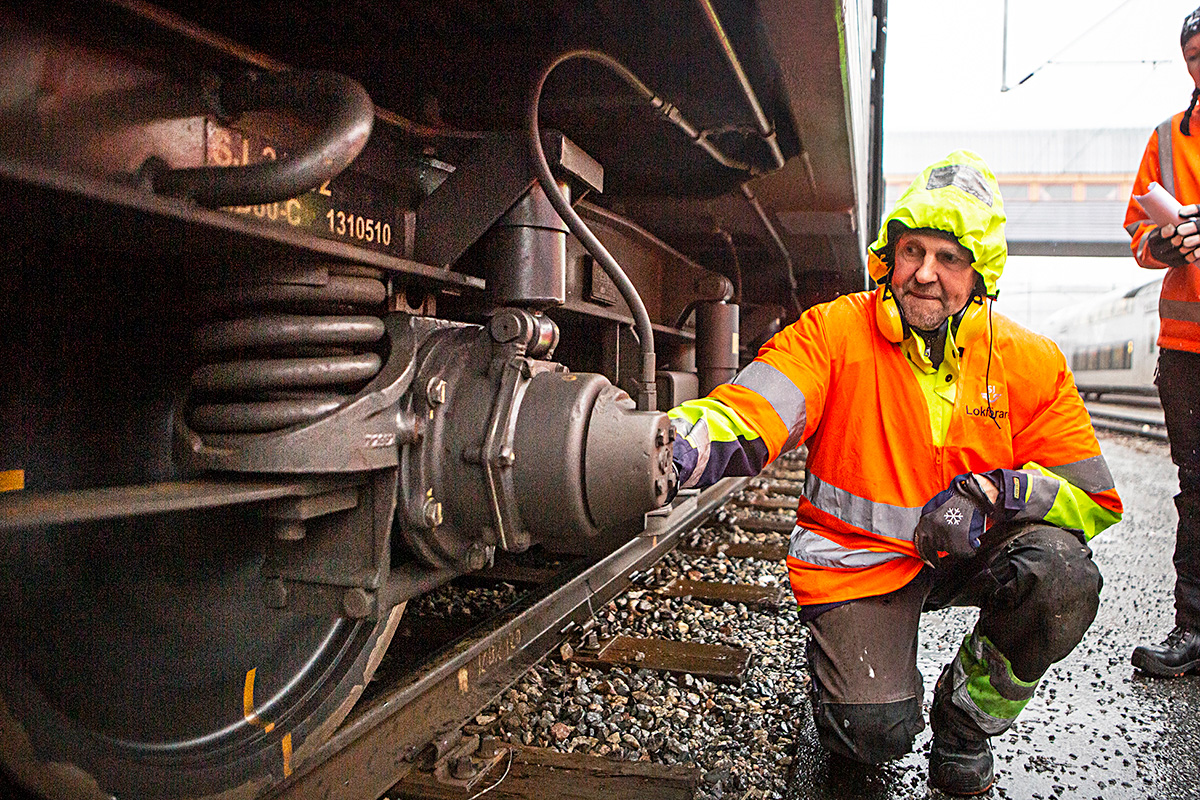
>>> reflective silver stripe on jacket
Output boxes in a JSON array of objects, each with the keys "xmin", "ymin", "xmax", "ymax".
[
  {"xmin": 730, "ymin": 361, "xmax": 807, "ymax": 451},
  {"xmin": 1158, "ymin": 117, "xmax": 1176, "ymax": 197},
  {"xmin": 1043, "ymin": 455, "xmax": 1116, "ymax": 494},
  {"xmin": 788, "ymin": 526, "xmax": 906, "ymax": 570},
  {"xmin": 1161, "ymin": 297, "xmax": 1200, "ymax": 325},
  {"xmin": 805, "ymin": 472, "xmax": 923, "ymax": 542}
]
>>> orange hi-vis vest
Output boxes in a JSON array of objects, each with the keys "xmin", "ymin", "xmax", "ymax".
[
  {"xmin": 1125, "ymin": 110, "xmax": 1200, "ymax": 354},
  {"xmin": 674, "ymin": 290, "xmax": 1122, "ymax": 608}
]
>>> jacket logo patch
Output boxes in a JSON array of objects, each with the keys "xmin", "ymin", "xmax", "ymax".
[
  {"xmin": 980, "ymin": 385, "xmax": 1003, "ymax": 403},
  {"xmin": 965, "ymin": 405, "xmax": 1009, "ymax": 420}
]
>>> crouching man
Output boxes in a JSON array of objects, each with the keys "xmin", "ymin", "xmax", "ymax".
[{"xmin": 668, "ymin": 151, "xmax": 1123, "ymax": 794}]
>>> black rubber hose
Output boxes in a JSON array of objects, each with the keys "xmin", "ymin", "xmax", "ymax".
[
  {"xmin": 154, "ymin": 70, "xmax": 374, "ymax": 208},
  {"xmin": 527, "ymin": 50, "xmax": 659, "ymax": 411}
]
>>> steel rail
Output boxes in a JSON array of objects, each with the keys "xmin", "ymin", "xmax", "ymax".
[
  {"xmin": 1089, "ymin": 417, "xmax": 1170, "ymax": 442},
  {"xmin": 1085, "ymin": 407, "xmax": 1165, "ymax": 428},
  {"xmin": 1086, "ymin": 399, "xmax": 1169, "ymax": 443},
  {"xmin": 266, "ymin": 476, "xmax": 750, "ymax": 800}
]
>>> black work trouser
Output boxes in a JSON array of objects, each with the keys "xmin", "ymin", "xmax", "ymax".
[
  {"xmin": 1158, "ymin": 348, "xmax": 1200, "ymax": 630},
  {"xmin": 805, "ymin": 524, "xmax": 1101, "ymax": 764}
]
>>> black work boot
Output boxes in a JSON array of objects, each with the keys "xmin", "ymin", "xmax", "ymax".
[
  {"xmin": 929, "ymin": 732, "xmax": 994, "ymax": 796},
  {"xmin": 1132, "ymin": 625, "xmax": 1200, "ymax": 677},
  {"xmin": 930, "ymin": 671, "xmax": 995, "ymax": 796}
]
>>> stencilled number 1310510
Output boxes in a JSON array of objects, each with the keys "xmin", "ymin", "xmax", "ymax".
[{"xmin": 326, "ymin": 210, "xmax": 392, "ymax": 246}]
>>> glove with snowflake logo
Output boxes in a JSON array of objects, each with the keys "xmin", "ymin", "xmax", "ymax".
[{"xmin": 913, "ymin": 472, "xmax": 1000, "ymax": 567}]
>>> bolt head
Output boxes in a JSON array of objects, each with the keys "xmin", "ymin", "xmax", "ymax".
[
  {"xmin": 423, "ymin": 498, "xmax": 443, "ymax": 527},
  {"xmin": 342, "ymin": 588, "xmax": 374, "ymax": 618},
  {"xmin": 426, "ymin": 376, "xmax": 447, "ymax": 405},
  {"xmin": 452, "ymin": 756, "xmax": 477, "ymax": 780},
  {"xmin": 477, "ymin": 736, "xmax": 499, "ymax": 759},
  {"xmin": 489, "ymin": 310, "xmax": 522, "ymax": 343}
]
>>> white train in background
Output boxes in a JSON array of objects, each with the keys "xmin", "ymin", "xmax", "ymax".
[{"xmin": 1043, "ymin": 277, "xmax": 1163, "ymax": 397}]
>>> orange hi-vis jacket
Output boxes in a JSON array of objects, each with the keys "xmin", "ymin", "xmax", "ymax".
[
  {"xmin": 670, "ymin": 290, "xmax": 1123, "ymax": 608},
  {"xmin": 1125, "ymin": 110, "xmax": 1200, "ymax": 354}
]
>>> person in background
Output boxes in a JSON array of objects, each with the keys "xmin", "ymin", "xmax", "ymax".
[
  {"xmin": 1124, "ymin": 5, "xmax": 1200, "ymax": 679},
  {"xmin": 671, "ymin": 151, "xmax": 1122, "ymax": 795}
]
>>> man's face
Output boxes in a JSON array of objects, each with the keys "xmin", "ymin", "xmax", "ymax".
[
  {"xmin": 1186, "ymin": 33, "xmax": 1200, "ymax": 88},
  {"xmin": 890, "ymin": 230, "xmax": 977, "ymax": 331}
]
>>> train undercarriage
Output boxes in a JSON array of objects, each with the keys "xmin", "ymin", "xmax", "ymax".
[{"xmin": 0, "ymin": 1, "xmax": 884, "ymax": 797}]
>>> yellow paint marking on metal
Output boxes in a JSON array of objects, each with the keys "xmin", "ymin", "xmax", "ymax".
[
  {"xmin": 0, "ymin": 470, "xmax": 24, "ymax": 492},
  {"xmin": 243, "ymin": 670, "xmax": 279, "ymax": 733},
  {"xmin": 242, "ymin": 671, "xmax": 264, "ymax": 724},
  {"xmin": 281, "ymin": 733, "xmax": 293, "ymax": 777},
  {"xmin": 457, "ymin": 667, "xmax": 469, "ymax": 693}
]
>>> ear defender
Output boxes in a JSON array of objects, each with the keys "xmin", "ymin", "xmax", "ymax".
[
  {"xmin": 868, "ymin": 246, "xmax": 907, "ymax": 343},
  {"xmin": 950, "ymin": 276, "xmax": 992, "ymax": 347},
  {"xmin": 874, "ymin": 282, "xmax": 906, "ymax": 344}
]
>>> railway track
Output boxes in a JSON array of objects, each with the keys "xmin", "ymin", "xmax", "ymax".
[
  {"xmin": 237, "ymin": 454, "xmax": 802, "ymax": 800},
  {"xmin": 1083, "ymin": 392, "xmax": 1168, "ymax": 443},
  {"xmin": 223, "ymin": 454, "xmax": 801, "ymax": 800}
]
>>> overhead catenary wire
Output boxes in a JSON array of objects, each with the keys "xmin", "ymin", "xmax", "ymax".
[{"xmin": 1002, "ymin": 0, "xmax": 1139, "ymax": 90}]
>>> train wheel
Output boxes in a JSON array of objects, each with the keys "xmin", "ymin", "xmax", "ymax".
[{"xmin": 0, "ymin": 504, "xmax": 404, "ymax": 800}]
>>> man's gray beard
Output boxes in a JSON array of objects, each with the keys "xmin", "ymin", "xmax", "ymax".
[{"xmin": 897, "ymin": 296, "xmax": 951, "ymax": 331}]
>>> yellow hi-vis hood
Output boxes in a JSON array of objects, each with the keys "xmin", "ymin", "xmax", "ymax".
[{"xmin": 867, "ymin": 150, "xmax": 1007, "ymax": 299}]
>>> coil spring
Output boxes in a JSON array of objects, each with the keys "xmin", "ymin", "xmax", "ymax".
[{"xmin": 187, "ymin": 265, "xmax": 387, "ymax": 434}]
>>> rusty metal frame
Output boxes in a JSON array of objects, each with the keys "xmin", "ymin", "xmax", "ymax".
[
  {"xmin": 0, "ymin": 157, "xmax": 486, "ymax": 291},
  {"xmin": 266, "ymin": 476, "xmax": 749, "ymax": 800}
]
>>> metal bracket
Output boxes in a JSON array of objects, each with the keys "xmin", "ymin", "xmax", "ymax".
[
  {"xmin": 477, "ymin": 310, "xmax": 565, "ymax": 553},
  {"xmin": 420, "ymin": 733, "xmax": 513, "ymax": 792},
  {"xmin": 260, "ymin": 467, "xmax": 398, "ymax": 619},
  {"xmin": 413, "ymin": 131, "xmax": 603, "ymax": 269}
]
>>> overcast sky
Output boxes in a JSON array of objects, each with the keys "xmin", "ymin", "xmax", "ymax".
[
  {"xmin": 882, "ymin": 1, "xmax": 1200, "ymax": 330},
  {"xmin": 884, "ymin": 0, "xmax": 1199, "ymax": 135}
]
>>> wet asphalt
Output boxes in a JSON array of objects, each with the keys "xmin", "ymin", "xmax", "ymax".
[{"xmin": 785, "ymin": 433, "xmax": 1200, "ymax": 800}]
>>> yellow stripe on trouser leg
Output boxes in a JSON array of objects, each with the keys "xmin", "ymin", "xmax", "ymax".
[{"xmin": 946, "ymin": 630, "xmax": 1038, "ymax": 735}]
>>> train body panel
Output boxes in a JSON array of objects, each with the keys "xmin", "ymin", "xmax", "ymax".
[{"xmin": 1044, "ymin": 277, "xmax": 1162, "ymax": 396}]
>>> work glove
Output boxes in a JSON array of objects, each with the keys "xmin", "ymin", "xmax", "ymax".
[
  {"xmin": 1148, "ymin": 204, "xmax": 1200, "ymax": 267},
  {"xmin": 914, "ymin": 469, "xmax": 1033, "ymax": 567},
  {"xmin": 913, "ymin": 472, "xmax": 999, "ymax": 567},
  {"xmin": 662, "ymin": 459, "xmax": 680, "ymax": 505}
]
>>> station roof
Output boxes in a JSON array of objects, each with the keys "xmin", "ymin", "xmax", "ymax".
[{"xmin": 884, "ymin": 128, "xmax": 1148, "ymax": 257}]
